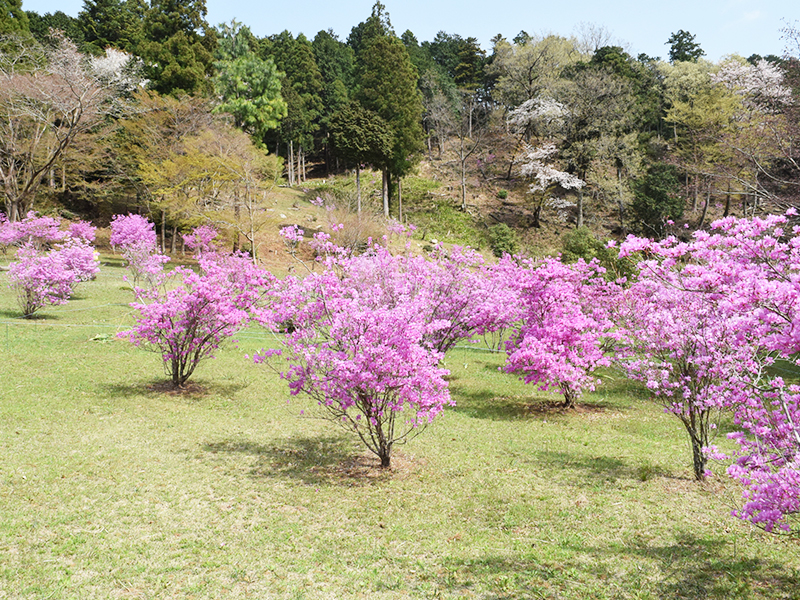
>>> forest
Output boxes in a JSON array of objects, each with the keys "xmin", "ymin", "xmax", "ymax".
[{"xmin": 1, "ymin": 0, "xmax": 798, "ymax": 252}]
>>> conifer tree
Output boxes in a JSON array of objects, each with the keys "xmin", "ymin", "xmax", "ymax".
[
  {"xmin": 139, "ymin": 0, "xmax": 216, "ymax": 96},
  {"xmin": 352, "ymin": 2, "xmax": 423, "ymax": 216},
  {"xmin": 0, "ymin": 0, "xmax": 29, "ymax": 35}
]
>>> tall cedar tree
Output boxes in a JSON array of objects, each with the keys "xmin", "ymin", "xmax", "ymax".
[
  {"xmin": 328, "ymin": 101, "xmax": 393, "ymax": 211},
  {"xmin": 313, "ymin": 29, "xmax": 354, "ymax": 172},
  {"xmin": 262, "ymin": 31, "xmax": 323, "ymax": 180},
  {"xmin": 352, "ymin": 3, "xmax": 423, "ymax": 215},
  {"xmin": 139, "ymin": 0, "xmax": 216, "ymax": 96},
  {"xmin": 79, "ymin": 0, "xmax": 144, "ymax": 55}
]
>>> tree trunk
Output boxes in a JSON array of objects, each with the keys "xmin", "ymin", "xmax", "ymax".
[
  {"xmin": 723, "ymin": 182, "xmax": 731, "ymax": 218},
  {"xmin": 698, "ymin": 184, "xmax": 711, "ymax": 229},
  {"xmin": 576, "ymin": 189, "xmax": 584, "ymax": 229},
  {"xmin": 382, "ymin": 169, "xmax": 389, "ymax": 218},
  {"xmin": 170, "ymin": 224, "xmax": 177, "ymax": 255},
  {"xmin": 398, "ymin": 178, "xmax": 403, "ymax": 222},
  {"xmin": 617, "ymin": 167, "xmax": 626, "ymax": 233},
  {"xmin": 532, "ymin": 203, "xmax": 541, "ymax": 229},
  {"xmin": 288, "ymin": 141, "xmax": 295, "ymax": 186},
  {"xmin": 560, "ymin": 383, "xmax": 578, "ymax": 409},
  {"xmin": 356, "ymin": 165, "xmax": 362, "ymax": 214},
  {"xmin": 161, "ymin": 209, "xmax": 166, "ymax": 254}
]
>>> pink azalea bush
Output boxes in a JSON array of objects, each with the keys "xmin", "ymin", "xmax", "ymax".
[
  {"xmin": 502, "ymin": 257, "xmax": 619, "ymax": 408},
  {"xmin": 120, "ymin": 226, "xmax": 272, "ymax": 388},
  {"xmin": 110, "ymin": 214, "xmax": 169, "ymax": 287},
  {"xmin": 0, "ymin": 211, "xmax": 65, "ymax": 250},
  {"xmin": 617, "ymin": 213, "xmax": 800, "ymax": 529},
  {"xmin": 2, "ymin": 214, "xmax": 99, "ymax": 317},
  {"xmin": 8, "ymin": 243, "xmax": 77, "ymax": 317},
  {"xmin": 251, "ymin": 233, "xmax": 516, "ymax": 468}
]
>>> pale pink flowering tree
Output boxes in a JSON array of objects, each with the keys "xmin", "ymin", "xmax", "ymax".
[
  {"xmin": 110, "ymin": 214, "xmax": 169, "ymax": 287},
  {"xmin": 503, "ymin": 257, "xmax": 620, "ymax": 408}
]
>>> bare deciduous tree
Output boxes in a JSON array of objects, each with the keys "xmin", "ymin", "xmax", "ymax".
[{"xmin": 0, "ymin": 32, "xmax": 130, "ymax": 221}]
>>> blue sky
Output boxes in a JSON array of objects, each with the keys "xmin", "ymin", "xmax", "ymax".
[{"xmin": 20, "ymin": 0, "xmax": 796, "ymax": 61}]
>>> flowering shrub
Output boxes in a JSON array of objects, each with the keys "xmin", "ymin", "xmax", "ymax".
[
  {"xmin": 0, "ymin": 211, "xmax": 65, "ymax": 250},
  {"xmin": 254, "ymin": 266, "xmax": 452, "ymax": 468},
  {"xmin": 110, "ymin": 214, "xmax": 169, "ymax": 287},
  {"xmin": 251, "ymin": 234, "xmax": 516, "ymax": 467},
  {"xmin": 503, "ymin": 257, "xmax": 619, "ymax": 408},
  {"xmin": 8, "ymin": 243, "xmax": 77, "ymax": 317},
  {"xmin": 617, "ymin": 212, "xmax": 800, "ymax": 528},
  {"xmin": 3, "ymin": 215, "xmax": 100, "ymax": 317},
  {"xmin": 120, "ymin": 227, "xmax": 271, "ymax": 388}
]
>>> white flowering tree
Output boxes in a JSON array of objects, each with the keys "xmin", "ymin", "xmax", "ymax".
[{"xmin": 517, "ymin": 143, "xmax": 585, "ymax": 228}]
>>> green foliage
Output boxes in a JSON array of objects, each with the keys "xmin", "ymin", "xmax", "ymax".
[
  {"xmin": 0, "ymin": 0, "xmax": 28, "ymax": 34},
  {"xmin": 139, "ymin": 0, "xmax": 216, "ymax": 96},
  {"xmin": 312, "ymin": 29, "xmax": 354, "ymax": 128},
  {"xmin": 487, "ymin": 222, "xmax": 518, "ymax": 257},
  {"xmin": 631, "ymin": 162, "xmax": 684, "ymax": 238},
  {"xmin": 560, "ymin": 226, "xmax": 636, "ymax": 280},
  {"xmin": 496, "ymin": 189, "xmax": 508, "ymax": 199},
  {"xmin": 213, "ymin": 21, "xmax": 286, "ymax": 141},
  {"xmin": 328, "ymin": 101, "xmax": 393, "ymax": 169},
  {"xmin": 262, "ymin": 31, "xmax": 324, "ymax": 150},
  {"xmin": 666, "ymin": 29, "xmax": 705, "ymax": 63},
  {"xmin": 355, "ymin": 33, "xmax": 424, "ymax": 182},
  {"xmin": 78, "ymin": 0, "xmax": 144, "ymax": 54},
  {"xmin": 26, "ymin": 10, "xmax": 83, "ymax": 46}
]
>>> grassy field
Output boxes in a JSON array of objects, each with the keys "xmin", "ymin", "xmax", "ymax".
[{"xmin": 1, "ymin": 258, "xmax": 799, "ymax": 599}]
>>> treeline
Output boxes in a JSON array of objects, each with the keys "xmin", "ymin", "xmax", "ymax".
[{"xmin": 2, "ymin": 0, "xmax": 800, "ymax": 240}]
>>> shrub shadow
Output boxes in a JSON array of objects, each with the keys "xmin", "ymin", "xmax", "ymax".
[
  {"xmin": 451, "ymin": 385, "xmax": 614, "ymax": 422},
  {"xmin": 565, "ymin": 532, "xmax": 799, "ymax": 599},
  {"xmin": 203, "ymin": 435, "xmax": 401, "ymax": 487},
  {"xmin": 431, "ymin": 532, "xmax": 798, "ymax": 599},
  {"xmin": 100, "ymin": 379, "xmax": 247, "ymax": 400}
]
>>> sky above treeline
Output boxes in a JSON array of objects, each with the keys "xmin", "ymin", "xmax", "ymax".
[{"xmin": 20, "ymin": 0, "xmax": 797, "ymax": 62}]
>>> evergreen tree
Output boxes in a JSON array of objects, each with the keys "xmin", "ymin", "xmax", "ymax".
[
  {"xmin": 213, "ymin": 21, "xmax": 286, "ymax": 143},
  {"xmin": 328, "ymin": 101, "xmax": 393, "ymax": 211},
  {"xmin": 26, "ymin": 11, "xmax": 83, "ymax": 46},
  {"xmin": 78, "ymin": 0, "xmax": 144, "ymax": 55},
  {"xmin": 1, "ymin": 0, "xmax": 29, "ymax": 35},
  {"xmin": 139, "ymin": 0, "xmax": 216, "ymax": 96},
  {"xmin": 261, "ymin": 30, "xmax": 323, "ymax": 183},
  {"xmin": 352, "ymin": 3, "xmax": 424, "ymax": 215},
  {"xmin": 666, "ymin": 30, "xmax": 705, "ymax": 63},
  {"xmin": 313, "ymin": 29, "xmax": 355, "ymax": 172},
  {"xmin": 631, "ymin": 162, "xmax": 684, "ymax": 237}
]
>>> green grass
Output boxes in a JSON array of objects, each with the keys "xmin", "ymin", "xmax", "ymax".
[{"xmin": 1, "ymin": 260, "xmax": 799, "ymax": 599}]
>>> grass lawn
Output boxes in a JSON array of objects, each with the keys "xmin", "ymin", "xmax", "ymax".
[{"xmin": 0, "ymin": 258, "xmax": 799, "ymax": 599}]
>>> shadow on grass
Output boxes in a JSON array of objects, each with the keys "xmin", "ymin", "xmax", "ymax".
[
  {"xmin": 565, "ymin": 532, "xmax": 799, "ymax": 599},
  {"xmin": 203, "ymin": 435, "xmax": 394, "ymax": 487},
  {"xmin": 0, "ymin": 309, "xmax": 60, "ymax": 320},
  {"xmin": 428, "ymin": 532, "xmax": 798, "ymax": 599},
  {"xmin": 100, "ymin": 378, "xmax": 247, "ymax": 401},
  {"xmin": 451, "ymin": 385, "xmax": 616, "ymax": 422}
]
